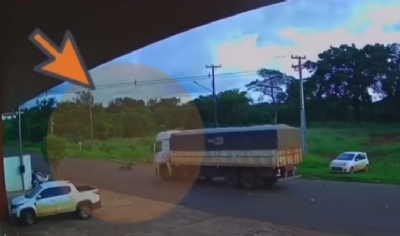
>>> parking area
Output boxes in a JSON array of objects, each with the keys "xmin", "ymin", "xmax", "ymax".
[
  {"xmin": 14, "ymin": 188, "xmax": 344, "ymax": 236},
  {"xmin": 5, "ymin": 157, "xmax": 399, "ymax": 236}
]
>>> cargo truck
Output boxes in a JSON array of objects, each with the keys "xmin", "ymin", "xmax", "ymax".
[{"xmin": 153, "ymin": 124, "xmax": 302, "ymax": 189}]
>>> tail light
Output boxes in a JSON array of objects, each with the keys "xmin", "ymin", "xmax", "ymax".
[{"xmin": 93, "ymin": 190, "xmax": 99, "ymax": 195}]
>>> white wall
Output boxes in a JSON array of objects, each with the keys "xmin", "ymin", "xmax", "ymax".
[{"xmin": 3, "ymin": 155, "xmax": 32, "ymax": 192}]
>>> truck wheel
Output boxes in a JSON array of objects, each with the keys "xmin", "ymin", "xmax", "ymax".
[
  {"xmin": 159, "ymin": 165, "xmax": 172, "ymax": 182},
  {"xmin": 20, "ymin": 209, "xmax": 35, "ymax": 226},
  {"xmin": 224, "ymin": 169, "xmax": 240, "ymax": 188},
  {"xmin": 179, "ymin": 167, "xmax": 196, "ymax": 183},
  {"xmin": 240, "ymin": 170, "xmax": 257, "ymax": 189},
  {"xmin": 262, "ymin": 178, "xmax": 277, "ymax": 189},
  {"xmin": 77, "ymin": 202, "xmax": 92, "ymax": 220}
]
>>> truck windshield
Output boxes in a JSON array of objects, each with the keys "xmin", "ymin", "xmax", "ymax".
[
  {"xmin": 335, "ymin": 153, "xmax": 355, "ymax": 161},
  {"xmin": 155, "ymin": 141, "xmax": 162, "ymax": 153},
  {"xmin": 24, "ymin": 185, "xmax": 43, "ymax": 198}
]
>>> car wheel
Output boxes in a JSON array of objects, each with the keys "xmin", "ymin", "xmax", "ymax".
[
  {"xmin": 77, "ymin": 202, "xmax": 92, "ymax": 220},
  {"xmin": 364, "ymin": 165, "xmax": 369, "ymax": 173},
  {"xmin": 20, "ymin": 209, "xmax": 35, "ymax": 226},
  {"xmin": 349, "ymin": 167, "xmax": 354, "ymax": 174}
]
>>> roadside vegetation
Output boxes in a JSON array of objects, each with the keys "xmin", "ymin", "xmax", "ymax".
[
  {"xmin": 5, "ymin": 123, "xmax": 400, "ymax": 184},
  {"xmin": 3, "ymin": 42, "xmax": 400, "ymax": 184}
]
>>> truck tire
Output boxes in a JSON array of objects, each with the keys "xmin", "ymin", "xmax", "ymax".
[
  {"xmin": 159, "ymin": 165, "xmax": 172, "ymax": 182},
  {"xmin": 262, "ymin": 178, "xmax": 277, "ymax": 189},
  {"xmin": 20, "ymin": 209, "xmax": 35, "ymax": 226},
  {"xmin": 240, "ymin": 170, "xmax": 257, "ymax": 189},
  {"xmin": 177, "ymin": 167, "xmax": 192, "ymax": 183},
  {"xmin": 76, "ymin": 201, "xmax": 92, "ymax": 220},
  {"xmin": 224, "ymin": 169, "xmax": 240, "ymax": 188}
]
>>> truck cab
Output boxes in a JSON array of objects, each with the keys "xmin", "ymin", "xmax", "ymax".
[{"xmin": 154, "ymin": 130, "xmax": 180, "ymax": 176}]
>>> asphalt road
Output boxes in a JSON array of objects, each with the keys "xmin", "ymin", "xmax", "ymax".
[{"xmin": 4, "ymin": 148, "xmax": 400, "ymax": 236}]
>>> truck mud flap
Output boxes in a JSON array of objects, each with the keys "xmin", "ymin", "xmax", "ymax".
[{"xmin": 278, "ymin": 175, "xmax": 302, "ymax": 182}]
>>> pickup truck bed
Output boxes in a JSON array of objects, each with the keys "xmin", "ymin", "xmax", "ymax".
[{"xmin": 75, "ymin": 185, "xmax": 97, "ymax": 192}]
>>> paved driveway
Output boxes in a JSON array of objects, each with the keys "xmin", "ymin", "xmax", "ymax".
[
  {"xmin": 58, "ymin": 158, "xmax": 400, "ymax": 236},
  {"xmin": 4, "ymin": 148, "xmax": 400, "ymax": 236},
  {"xmin": 14, "ymin": 188, "xmax": 343, "ymax": 236}
]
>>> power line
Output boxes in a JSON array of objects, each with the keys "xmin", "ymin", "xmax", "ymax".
[
  {"xmin": 41, "ymin": 70, "xmax": 257, "ymax": 97},
  {"xmin": 206, "ymin": 64, "xmax": 222, "ymax": 127}
]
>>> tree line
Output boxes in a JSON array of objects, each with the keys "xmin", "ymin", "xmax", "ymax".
[{"xmin": 3, "ymin": 43, "xmax": 400, "ymax": 144}]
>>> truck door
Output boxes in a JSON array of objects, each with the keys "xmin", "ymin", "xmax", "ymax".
[
  {"xmin": 36, "ymin": 187, "xmax": 58, "ymax": 216},
  {"xmin": 55, "ymin": 186, "xmax": 75, "ymax": 213},
  {"xmin": 154, "ymin": 141, "xmax": 164, "ymax": 163}
]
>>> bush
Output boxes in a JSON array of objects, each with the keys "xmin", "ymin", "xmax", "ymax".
[{"xmin": 41, "ymin": 135, "xmax": 67, "ymax": 177}]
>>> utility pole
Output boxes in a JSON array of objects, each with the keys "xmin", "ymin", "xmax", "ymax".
[
  {"xmin": 291, "ymin": 55, "xmax": 307, "ymax": 154},
  {"xmin": 206, "ymin": 64, "xmax": 221, "ymax": 127},
  {"xmin": 88, "ymin": 90, "xmax": 94, "ymax": 149},
  {"xmin": 50, "ymin": 116, "xmax": 54, "ymax": 135},
  {"xmin": 17, "ymin": 106, "xmax": 26, "ymax": 191}
]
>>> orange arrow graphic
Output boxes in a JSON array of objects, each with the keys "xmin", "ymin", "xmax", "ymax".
[{"xmin": 29, "ymin": 29, "xmax": 95, "ymax": 90}]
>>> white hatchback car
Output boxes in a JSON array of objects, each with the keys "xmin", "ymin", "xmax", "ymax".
[{"xmin": 329, "ymin": 152, "xmax": 369, "ymax": 174}]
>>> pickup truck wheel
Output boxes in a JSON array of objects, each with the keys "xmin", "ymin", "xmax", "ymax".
[
  {"xmin": 20, "ymin": 209, "xmax": 35, "ymax": 226},
  {"xmin": 77, "ymin": 202, "xmax": 92, "ymax": 219}
]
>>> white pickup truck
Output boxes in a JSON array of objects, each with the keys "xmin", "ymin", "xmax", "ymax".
[{"xmin": 10, "ymin": 180, "xmax": 101, "ymax": 226}]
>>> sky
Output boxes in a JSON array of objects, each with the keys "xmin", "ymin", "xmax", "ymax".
[{"xmin": 24, "ymin": 0, "xmax": 400, "ymax": 107}]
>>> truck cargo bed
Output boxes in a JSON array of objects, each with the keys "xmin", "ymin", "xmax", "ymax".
[{"xmin": 171, "ymin": 148, "xmax": 301, "ymax": 167}]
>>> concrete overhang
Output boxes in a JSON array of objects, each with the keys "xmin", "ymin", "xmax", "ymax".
[{"xmin": 1, "ymin": 0, "xmax": 283, "ymax": 112}]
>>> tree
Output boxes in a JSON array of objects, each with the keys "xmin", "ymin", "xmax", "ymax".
[
  {"xmin": 304, "ymin": 44, "xmax": 393, "ymax": 123},
  {"xmin": 3, "ymin": 42, "xmax": 400, "ymax": 145},
  {"xmin": 246, "ymin": 69, "xmax": 294, "ymax": 123},
  {"xmin": 41, "ymin": 135, "xmax": 67, "ymax": 178}
]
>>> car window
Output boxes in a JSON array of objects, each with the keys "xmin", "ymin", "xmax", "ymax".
[
  {"xmin": 60, "ymin": 186, "xmax": 72, "ymax": 195},
  {"xmin": 39, "ymin": 186, "xmax": 71, "ymax": 199},
  {"xmin": 154, "ymin": 141, "xmax": 162, "ymax": 152},
  {"xmin": 336, "ymin": 153, "xmax": 355, "ymax": 161},
  {"xmin": 358, "ymin": 154, "xmax": 365, "ymax": 160},
  {"xmin": 39, "ymin": 187, "xmax": 60, "ymax": 199}
]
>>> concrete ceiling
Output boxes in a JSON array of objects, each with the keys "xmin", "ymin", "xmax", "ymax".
[{"xmin": 1, "ymin": 0, "xmax": 283, "ymax": 112}]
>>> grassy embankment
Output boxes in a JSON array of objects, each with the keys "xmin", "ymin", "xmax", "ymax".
[
  {"xmin": 4, "ymin": 123, "xmax": 400, "ymax": 184},
  {"xmin": 300, "ymin": 125, "xmax": 400, "ymax": 184}
]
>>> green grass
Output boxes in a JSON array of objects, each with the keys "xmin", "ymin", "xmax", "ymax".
[
  {"xmin": 4, "ymin": 123, "xmax": 400, "ymax": 184},
  {"xmin": 298, "ymin": 126, "xmax": 400, "ymax": 184},
  {"xmin": 4, "ymin": 137, "xmax": 154, "ymax": 163}
]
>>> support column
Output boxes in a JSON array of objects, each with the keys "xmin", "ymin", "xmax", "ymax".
[
  {"xmin": 0, "ymin": 16, "xmax": 10, "ymax": 216},
  {"xmin": 0, "ymin": 92, "xmax": 9, "ymax": 219}
]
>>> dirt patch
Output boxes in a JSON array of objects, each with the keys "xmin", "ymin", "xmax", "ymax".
[
  {"xmin": 369, "ymin": 133, "xmax": 400, "ymax": 146},
  {"xmin": 94, "ymin": 188, "xmax": 196, "ymax": 224}
]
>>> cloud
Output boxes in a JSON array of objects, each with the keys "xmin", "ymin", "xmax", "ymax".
[
  {"xmin": 58, "ymin": 63, "xmax": 198, "ymax": 104},
  {"xmin": 26, "ymin": 0, "xmax": 400, "ymax": 107},
  {"xmin": 215, "ymin": 0, "xmax": 400, "ymax": 85}
]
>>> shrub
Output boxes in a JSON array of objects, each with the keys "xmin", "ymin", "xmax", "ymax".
[{"xmin": 41, "ymin": 135, "xmax": 67, "ymax": 177}]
